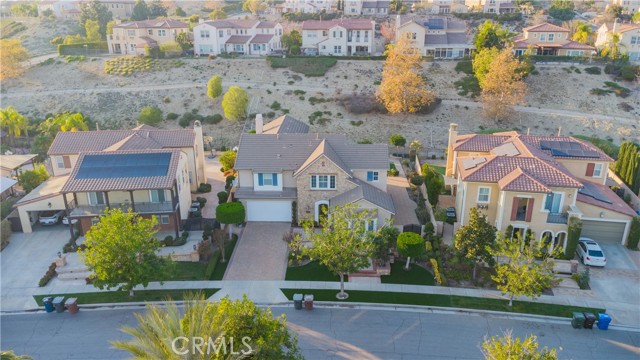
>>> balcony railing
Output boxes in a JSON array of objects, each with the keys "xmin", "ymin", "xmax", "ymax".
[
  {"xmin": 547, "ymin": 212, "xmax": 568, "ymax": 224},
  {"xmin": 69, "ymin": 202, "xmax": 174, "ymax": 217}
]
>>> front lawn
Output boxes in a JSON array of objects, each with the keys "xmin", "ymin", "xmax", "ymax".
[
  {"xmin": 210, "ymin": 236, "xmax": 238, "ymax": 280},
  {"xmin": 280, "ymin": 289, "xmax": 604, "ymax": 318},
  {"xmin": 286, "ymin": 261, "xmax": 341, "ymax": 282},
  {"xmin": 149, "ymin": 261, "xmax": 208, "ymax": 281},
  {"xmin": 34, "ymin": 289, "xmax": 219, "ymax": 305},
  {"xmin": 381, "ymin": 262, "xmax": 435, "ymax": 286}
]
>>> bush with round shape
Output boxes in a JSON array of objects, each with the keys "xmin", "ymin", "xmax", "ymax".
[{"xmin": 397, "ymin": 232, "xmax": 425, "ymax": 270}]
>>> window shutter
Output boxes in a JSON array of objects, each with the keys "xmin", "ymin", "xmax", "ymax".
[
  {"xmin": 367, "ymin": 171, "xmax": 373, "ymax": 181},
  {"xmin": 258, "ymin": 173, "xmax": 264, "ymax": 186},
  {"xmin": 63, "ymin": 156, "xmax": 71, "ymax": 168},
  {"xmin": 525, "ymin": 198, "xmax": 535, "ymax": 222},
  {"xmin": 330, "ymin": 176, "xmax": 336, "ymax": 189},
  {"xmin": 272, "ymin": 173, "xmax": 278, "ymax": 186},
  {"xmin": 586, "ymin": 163, "xmax": 595, "ymax": 177},
  {"xmin": 510, "ymin": 197, "xmax": 519, "ymax": 221}
]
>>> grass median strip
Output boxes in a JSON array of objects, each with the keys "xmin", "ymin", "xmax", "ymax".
[
  {"xmin": 33, "ymin": 289, "xmax": 219, "ymax": 306},
  {"xmin": 280, "ymin": 289, "xmax": 604, "ymax": 318}
]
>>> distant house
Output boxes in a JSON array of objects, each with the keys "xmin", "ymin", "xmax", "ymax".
[
  {"xmin": 344, "ymin": 0, "xmax": 390, "ymax": 15},
  {"xmin": 395, "ymin": 16, "xmax": 473, "ymax": 58},
  {"xmin": 411, "ymin": 0, "xmax": 469, "ymax": 14},
  {"xmin": 193, "ymin": 19, "xmax": 283, "ymax": 56},
  {"xmin": 606, "ymin": 0, "xmax": 639, "ymax": 14},
  {"xmin": 107, "ymin": 19, "xmax": 189, "ymax": 55},
  {"xmin": 283, "ymin": 0, "xmax": 336, "ymax": 13},
  {"xmin": 595, "ymin": 22, "xmax": 640, "ymax": 63},
  {"xmin": 301, "ymin": 19, "xmax": 376, "ymax": 56},
  {"xmin": 0, "ymin": 154, "xmax": 37, "ymax": 178},
  {"xmin": 0, "ymin": 177, "xmax": 18, "ymax": 200},
  {"xmin": 38, "ymin": 0, "xmax": 135, "ymax": 19},
  {"xmin": 464, "ymin": 0, "xmax": 517, "ymax": 13},
  {"xmin": 90, "ymin": 0, "xmax": 135, "ymax": 19},
  {"xmin": 512, "ymin": 23, "xmax": 596, "ymax": 57}
]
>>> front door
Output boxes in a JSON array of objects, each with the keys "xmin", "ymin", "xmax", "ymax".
[{"xmin": 318, "ymin": 203, "xmax": 329, "ymax": 224}]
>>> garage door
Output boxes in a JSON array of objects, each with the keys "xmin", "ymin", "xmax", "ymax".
[
  {"xmin": 246, "ymin": 200, "xmax": 292, "ymax": 222},
  {"xmin": 581, "ymin": 220, "xmax": 627, "ymax": 244}
]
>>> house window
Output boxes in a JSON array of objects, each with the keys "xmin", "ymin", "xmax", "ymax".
[
  {"xmin": 367, "ymin": 171, "xmax": 379, "ymax": 182},
  {"xmin": 477, "ymin": 187, "xmax": 490, "ymax": 203},
  {"xmin": 227, "ymin": 30, "xmax": 231, "ymax": 35},
  {"xmin": 56, "ymin": 156, "xmax": 66, "ymax": 169},
  {"xmin": 334, "ymin": 45, "xmax": 342, "ymax": 53},
  {"xmin": 544, "ymin": 192, "xmax": 562, "ymax": 213},
  {"xmin": 539, "ymin": 33, "xmax": 546, "ymax": 41},
  {"xmin": 148, "ymin": 29, "xmax": 153, "ymax": 35},
  {"xmin": 366, "ymin": 219, "xmax": 377, "ymax": 231},
  {"xmin": 548, "ymin": 33, "xmax": 554, "ymax": 42},
  {"xmin": 512, "ymin": 197, "xmax": 532, "ymax": 222},
  {"xmin": 631, "ymin": 36, "xmax": 639, "ymax": 45},
  {"xmin": 149, "ymin": 189, "xmax": 166, "ymax": 203},
  {"xmin": 127, "ymin": 30, "xmax": 135, "ymax": 36},
  {"xmin": 593, "ymin": 163, "xmax": 603, "ymax": 177},
  {"xmin": 406, "ymin": 32, "xmax": 416, "ymax": 40},
  {"xmin": 201, "ymin": 30, "xmax": 210, "ymax": 38},
  {"xmin": 311, "ymin": 175, "xmax": 336, "ymax": 189},
  {"xmin": 156, "ymin": 215, "xmax": 170, "ymax": 225},
  {"xmin": 88, "ymin": 192, "xmax": 105, "ymax": 206},
  {"xmin": 219, "ymin": 30, "xmax": 224, "ymax": 37},
  {"xmin": 258, "ymin": 173, "xmax": 278, "ymax": 186},
  {"xmin": 322, "ymin": 30, "xmax": 328, "ymax": 36},
  {"xmin": 129, "ymin": 44, "xmax": 136, "ymax": 52},
  {"xmin": 567, "ymin": 50, "xmax": 584, "ymax": 56}
]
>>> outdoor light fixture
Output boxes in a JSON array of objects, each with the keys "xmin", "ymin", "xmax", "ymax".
[{"xmin": 48, "ymin": 202, "xmax": 52, "ymax": 208}]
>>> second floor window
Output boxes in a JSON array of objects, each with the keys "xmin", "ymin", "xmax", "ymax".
[
  {"xmin": 148, "ymin": 29, "xmax": 153, "ymax": 35},
  {"xmin": 150, "ymin": 189, "xmax": 166, "ymax": 203},
  {"xmin": 511, "ymin": 197, "xmax": 534, "ymax": 222},
  {"xmin": 593, "ymin": 163, "xmax": 603, "ymax": 177},
  {"xmin": 545, "ymin": 192, "xmax": 562, "ymax": 213},
  {"xmin": 127, "ymin": 30, "xmax": 135, "ymax": 37},
  {"xmin": 219, "ymin": 30, "xmax": 224, "ymax": 37},
  {"xmin": 158, "ymin": 30, "xmax": 166, "ymax": 36},
  {"xmin": 201, "ymin": 30, "xmax": 210, "ymax": 38},
  {"xmin": 311, "ymin": 175, "xmax": 336, "ymax": 190},
  {"xmin": 631, "ymin": 36, "xmax": 638, "ymax": 45},
  {"xmin": 548, "ymin": 33, "xmax": 555, "ymax": 42},
  {"xmin": 258, "ymin": 173, "xmax": 278, "ymax": 186},
  {"xmin": 56, "ymin": 156, "xmax": 71, "ymax": 169},
  {"xmin": 477, "ymin": 187, "xmax": 490, "ymax": 203},
  {"xmin": 367, "ymin": 171, "xmax": 379, "ymax": 182}
]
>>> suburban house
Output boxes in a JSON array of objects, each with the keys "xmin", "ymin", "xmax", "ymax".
[
  {"xmin": 13, "ymin": 123, "xmax": 205, "ymax": 234},
  {"xmin": 344, "ymin": 0, "xmax": 391, "ymax": 15},
  {"xmin": 37, "ymin": 0, "xmax": 134, "ymax": 19},
  {"xmin": 283, "ymin": 0, "xmax": 336, "ymax": 13},
  {"xmin": 87, "ymin": 0, "xmax": 135, "ymax": 18},
  {"xmin": 412, "ymin": 0, "xmax": 469, "ymax": 14},
  {"xmin": 395, "ymin": 16, "xmax": 474, "ymax": 58},
  {"xmin": 107, "ymin": 19, "xmax": 189, "ymax": 55},
  {"xmin": 445, "ymin": 124, "xmax": 637, "ymax": 249},
  {"xmin": 512, "ymin": 23, "xmax": 596, "ymax": 57},
  {"xmin": 301, "ymin": 19, "xmax": 376, "ymax": 56},
  {"xmin": 233, "ymin": 115, "xmax": 396, "ymax": 226},
  {"xmin": 193, "ymin": 19, "xmax": 284, "ymax": 56},
  {"xmin": 607, "ymin": 0, "xmax": 640, "ymax": 14},
  {"xmin": 0, "ymin": 154, "xmax": 37, "ymax": 178},
  {"xmin": 464, "ymin": 0, "xmax": 517, "ymax": 13},
  {"xmin": 595, "ymin": 22, "xmax": 640, "ymax": 62}
]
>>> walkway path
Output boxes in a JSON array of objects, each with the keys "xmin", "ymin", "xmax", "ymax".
[
  {"xmin": 192, "ymin": 155, "xmax": 226, "ymax": 219},
  {"xmin": 387, "ymin": 159, "xmax": 419, "ymax": 226}
]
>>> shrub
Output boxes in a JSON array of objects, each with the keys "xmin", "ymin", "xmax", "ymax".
[
  {"xmin": 139, "ymin": 106, "xmax": 163, "ymax": 125},
  {"xmin": 196, "ymin": 196, "xmax": 207, "ymax": 208},
  {"xmin": 590, "ymin": 88, "xmax": 611, "ymax": 96},
  {"xmin": 571, "ymin": 266, "xmax": 590, "ymax": 290},
  {"xmin": 225, "ymin": 175, "xmax": 236, "ymax": 191},
  {"xmin": 38, "ymin": 262, "xmax": 57, "ymax": 287},
  {"xmin": 270, "ymin": 101, "xmax": 281, "ymax": 110},
  {"xmin": 198, "ymin": 183, "xmax": 212, "ymax": 193},
  {"xmin": 410, "ymin": 175, "xmax": 424, "ymax": 186},
  {"xmin": 584, "ymin": 66, "xmax": 601, "ymax": 75},
  {"xmin": 166, "ymin": 112, "xmax": 179, "ymax": 120},
  {"xmin": 627, "ymin": 217, "xmax": 640, "ymax": 250},
  {"xmin": 430, "ymin": 258, "xmax": 446, "ymax": 285},
  {"xmin": 219, "ymin": 150, "xmax": 237, "ymax": 171},
  {"xmin": 620, "ymin": 65, "xmax": 640, "ymax": 81},
  {"xmin": 217, "ymin": 191, "xmax": 229, "ymax": 204},
  {"xmin": 340, "ymin": 94, "xmax": 386, "ymax": 114},
  {"xmin": 415, "ymin": 207, "xmax": 430, "ymax": 225},
  {"xmin": 0, "ymin": 219, "xmax": 12, "ymax": 251},
  {"xmin": 162, "ymin": 235, "xmax": 174, "ymax": 246},
  {"xmin": 387, "ymin": 169, "xmax": 399, "ymax": 177}
]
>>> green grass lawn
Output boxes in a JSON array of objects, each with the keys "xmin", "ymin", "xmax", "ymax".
[
  {"xmin": 286, "ymin": 261, "xmax": 341, "ymax": 282},
  {"xmin": 425, "ymin": 164, "xmax": 445, "ymax": 175},
  {"xmin": 381, "ymin": 262, "xmax": 435, "ymax": 286},
  {"xmin": 266, "ymin": 57, "xmax": 337, "ymax": 76},
  {"xmin": 33, "ymin": 289, "xmax": 219, "ymax": 306},
  {"xmin": 210, "ymin": 237, "xmax": 238, "ymax": 280},
  {"xmin": 148, "ymin": 261, "xmax": 208, "ymax": 281},
  {"xmin": 280, "ymin": 289, "xmax": 604, "ymax": 318}
]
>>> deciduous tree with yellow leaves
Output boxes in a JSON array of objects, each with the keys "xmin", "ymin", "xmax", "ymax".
[
  {"xmin": 0, "ymin": 39, "xmax": 29, "ymax": 80},
  {"xmin": 479, "ymin": 48, "xmax": 527, "ymax": 121}
]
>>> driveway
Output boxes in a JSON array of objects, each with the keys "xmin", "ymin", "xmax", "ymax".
[
  {"xmin": 388, "ymin": 159, "xmax": 419, "ymax": 226},
  {"xmin": 1, "ymin": 228, "xmax": 69, "ymax": 312},
  {"xmin": 223, "ymin": 222, "xmax": 290, "ymax": 281},
  {"xmin": 192, "ymin": 155, "xmax": 226, "ymax": 219}
]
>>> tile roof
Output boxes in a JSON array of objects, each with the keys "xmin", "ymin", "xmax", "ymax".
[
  {"xmin": 518, "ymin": 135, "xmax": 612, "ymax": 162},
  {"xmin": 262, "ymin": 115, "xmax": 310, "ymax": 134},
  {"xmin": 295, "ymin": 139, "xmax": 352, "ymax": 176},
  {"xmin": 0, "ymin": 154, "xmax": 37, "ymax": 171},
  {"xmin": 0, "ymin": 176, "xmax": 17, "ymax": 194},
  {"xmin": 330, "ymin": 179, "xmax": 396, "ymax": 214},
  {"xmin": 115, "ymin": 19, "xmax": 188, "ymax": 29},
  {"xmin": 425, "ymin": 32, "xmax": 470, "ymax": 46},
  {"xmin": 497, "ymin": 167, "xmax": 551, "ymax": 193},
  {"xmin": 256, "ymin": 21, "xmax": 278, "ymax": 28},
  {"xmin": 250, "ymin": 34, "xmax": 274, "ymax": 43},
  {"xmin": 202, "ymin": 19, "xmax": 260, "ymax": 29},
  {"xmin": 559, "ymin": 41, "xmax": 596, "ymax": 50},
  {"xmin": 524, "ymin": 23, "xmax": 569, "ymax": 33},
  {"xmin": 15, "ymin": 176, "xmax": 69, "ymax": 206},
  {"xmin": 62, "ymin": 150, "xmax": 181, "ymax": 193},
  {"xmin": 302, "ymin": 19, "xmax": 374, "ymax": 31},
  {"xmin": 453, "ymin": 135, "xmax": 512, "ymax": 152},
  {"xmin": 577, "ymin": 181, "xmax": 637, "ymax": 217},
  {"xmin": 226, "ymin": 35, "xmax": 253, "ymax": 44}
]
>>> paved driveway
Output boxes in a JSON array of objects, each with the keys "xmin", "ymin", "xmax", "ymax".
[
  {"xmin": 223, "ymin": 222, "xmax": 290, "ymax": 281},
  {"xmin": 388, "ymin": 159, "xmax": 419, "ymax": 226}
]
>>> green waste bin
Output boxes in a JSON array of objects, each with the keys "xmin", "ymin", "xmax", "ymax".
[
  {"xmin": 52, "ymin": 296, "xmax": 65, "ymax": 313},
  {"xmin": 293, "ymin": 294, "xmax": 303, "ymax": 310},
  {"xmin": 571, "ymin": 312, "xmax": 585, "ymax": 329}
]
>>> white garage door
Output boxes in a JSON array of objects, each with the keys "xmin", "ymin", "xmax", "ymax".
[
  {"xmin": 581, "ymin": 220, "xmax": 627, "ymax": 244},
  {"xmin": 246, "ymin": 200, "xmax": 292, "ymax": 222}
]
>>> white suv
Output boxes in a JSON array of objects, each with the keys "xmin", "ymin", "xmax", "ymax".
[
  {"xmin": 576, "ymin": 238, "xmax": 607, "ymax": 267},
  {"xmin": 39, "ymin": 211, "xmax": 63, "ymax": 226}
]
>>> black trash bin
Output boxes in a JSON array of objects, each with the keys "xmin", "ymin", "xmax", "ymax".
[
  {"xmin": 571, "ymin": 312, "xmax": 585, "ymax": 329},
  {"xmin": 52, "ymin": 296, "xmax": 65, "ymax": 313},
  {"xmin": 583, "ymin": 312, "xmax": 596, "ymax": 329},
  {"xmin": 293, "ymin": 294, "xmax": 303, "ymax": 310},
  {"xmin": 43, "ymin": 297, "xmax": 54, "ymax": 313}
]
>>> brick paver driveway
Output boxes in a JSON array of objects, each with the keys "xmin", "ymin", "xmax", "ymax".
[{"xmin": 223, "ymin": 222, "xmax": 290, "ymax": 280}]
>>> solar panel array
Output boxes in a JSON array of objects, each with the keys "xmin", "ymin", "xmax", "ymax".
[
  {"xmin": 75, "ymin": 153, "xmax": 171, "ymax": 179},
  {"xmin": 578, "ymin": 182, "xmax": 612, "ymax": 204},
  {"xmin": 425, "ymin": 18, "xmax": 444, "ymax": 30},
  {"xmin": 539, "ymin": 140, "xmax": 599, "ymax": 158}
]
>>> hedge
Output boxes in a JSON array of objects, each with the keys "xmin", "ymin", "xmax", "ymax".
[
  {"xmin": 204, "ymin": 250, "xmax": 221, "ymax": 280},
  {"xmin": 627, "ymin": 217, "xmax": 640, "ymax": 250},
  {"xmin": 57, "ymin": 41, "xmax": 108, "ymax": 55}
]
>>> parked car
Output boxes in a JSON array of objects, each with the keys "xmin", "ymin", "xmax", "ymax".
[
  {"xmin": 39, "ymin": 211, "xmax": 64, "ymax": 226},
  {"xmin": 62, "ymin": 216, "xmax": 77, "ymax": 225},
  {"xmin": 576, "ymin": 238, "xmax": 607, "ymax": 267}
]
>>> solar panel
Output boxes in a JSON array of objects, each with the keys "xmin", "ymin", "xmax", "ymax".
[
  {"xmin": 542, "ymin": 140, "xmax": 599, "ymax": 158},
  {"xmin": 578, "ymin": 183, "xmax": 612, "ymax": 204},
  {"xmin": 425, "ymin": 18, "xmax": 444, "ymax": 30},
  {"xmin": 76, "ymin": 153, "xmax": 171, "ymax": 179}
]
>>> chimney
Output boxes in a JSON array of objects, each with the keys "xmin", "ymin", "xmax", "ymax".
[
  {"xmin": 445, "ymin": 123, "xmax": 458, "ymax": 177},
  {"xmin": 255, "ymin": 114, "xmax": 264, "ymax": 134}
]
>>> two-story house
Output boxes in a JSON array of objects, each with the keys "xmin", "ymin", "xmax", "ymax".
[
  {"xmin": 89, "ymin": 0, "xmax": 135, "ymax": 18},
  {"xmin": 107, "ymin": 19, "xmax": 189, "ymax": 55},
  {"xmin": 13, "ymin": 123, "xmax": 205, "ymax": 234},
  {"xmin": 606, "ymin": 0, "xmax": 639, "ymax": 14},
  {"xmin": 343, "ymin": 0, "xmax": 391, "ymax": 15},
  {"xmin": 395, "ymin": 16, "xmax": 473, "ymax": 58},
  {"xmin": 193, "ymin": 19, "xmax": 284, "ymax": 56},
  {"xmin": 284, "ymin": 0, "xmax": 337, "ymax": 13},
  {"xmin": 445, "ymin": 124, "xmax": 637, "ymax": 250},
  {"xmin": 301, "ymin": 19, "xmax": 376, "ymax": 56},
  {"xmin": 464, "ymin": 0, "xmax": 517, "ymax": 13},
  {"xmin": 234, "ymin": 115, "xmax": 395, "ymax": 226},
  {"xmin": 595, "ymin": 22, "xmax": 640, "ymax": 63},
  {"xmin": 512, "ymin": 23, "xmax": 596, "ymax": 57},
  {"xmin": 411, "ymin": 0, "xmax": 469, "ymax": 14}
]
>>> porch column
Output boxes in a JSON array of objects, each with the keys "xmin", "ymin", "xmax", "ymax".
[
  {"xmin": 170, "ymin": 186, "xmax": 179, "ymax": 238},
  {"xmin": 62, "ymin": 193, "xmax": 74, "ymax": 240},
  {"xmin": 129, "ymin": 191, "xmax": 136, "ymax": 212},
  {"xmin": 104, "ymin": 192, "xmax": 110, "ymax": 210}
]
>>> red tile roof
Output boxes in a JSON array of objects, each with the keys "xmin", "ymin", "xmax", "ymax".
[
  {"xmin": 497, "ymin": 167, "xmax": 552, "ymax": 193},
  {"xmin": 577, "ymin": 181, "xmax": 637, "ymax": 217},
  {"xmin": 524, "ymin": 23, "xmax": 569, "ymax": 33},
  {"xmin": 453, "ymin": 135, "xmax": 511, "ymax": 152},
  {"xmin": 115, "ymin": 19, "xmax": 188, "ymax": 29}
]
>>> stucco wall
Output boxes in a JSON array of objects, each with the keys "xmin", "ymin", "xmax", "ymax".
[{"xmin": 557, "ymin": 159, "xmax": 608, "ymax": 185}]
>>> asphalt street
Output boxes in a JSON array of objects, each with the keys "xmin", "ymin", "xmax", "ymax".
[{"xmin": 1, "ymin": 306, "xmax": 639, "ymax": 360}]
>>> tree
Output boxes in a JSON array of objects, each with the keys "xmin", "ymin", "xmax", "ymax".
[
  {"xmin": 175, "ymin": 32, "xmax": 191, "ymax": 51},
  {"xmin": 0, "ymin": 39, "xmax": 29, "ymax": 80},
  {"xmin": 389, "ymin": 134, "xmax": 406, "ymax": 148},
  {"xmin": 243, "ymin": 0, "xmax": 267, "ymax": 15},
  {"xmin": 607, "ymin": 5, "xmax": 624, "ymax": 19},
  {"xmin": 80, "ymin": 208, "xmax": 169, "ymax": 297},
  {"xmin": 17, "ymin": 164, "xmax": 49, "ymax": 193},
  {"xmin": 480, "ymin": 48, "xmax": 527, "ymax": 121},
  {"xmin": 548, "ymin": 0, "xmax": 575, "ymax": 21},
  {"xmin": 106, "ymin": 20, "xmax": 117, "ymax": 35},
  {"xmin": 633, "ymin": 11, "xmax": 640, "ymax": 24},
  {"xmin": 397, "ymin": 232, "xmax": 424, "ymax": 270},
  {"xmin": 80, "ymin": 0, "xmax": 113, "ymax": 38},
  {"xmin": 482, "ymin": 330, "xmax": 558, "ymax": 360},
  {"xmin": 207, "ymin": 75, "xmax": 223, "ymax": 99},
  {"xmin": 132, "ymin": 0, "xmax": 150, "ymax": 20},
  {"xmin": 222, "ymin": 86, "xmax": 249, "ymax": 121},
  {"xmin": 371, "ymin": 226, "xmax": 400, "ymax": 265},
  {"xmin": 572, "ymin": 22, "xmax": 593, "ymax": 44},
  {"xmin": 38, "ymin": 112, "xmax": 89, "ymax": 138},
  {"xmin": 565, "ymin": 216, "xmax": 583, "ymax": 258},
  {"xmin": 281, "ymin": 30, "xmax": 302, "ymax": 55},
  {"xmin": 10, "ymin": 3, "xmax": 38, "ymax": 17},
  {"xmin": 491, "ymin": 234, "xmax": 558, "ymax": 306},
  {"xmin": 148, "ymin": 0, "xmax": 167, "ymax": 18},
  {"xmin": 209, "ymin": 8, "xmax": 227, "ymax": 19},
  {"xmin": 423, "ymin": 164, "xmax": 444, "ymax": 208},
  {"xmin": 472, "ymin": 47, "xmax": 501, "ymax": 88},
  {"xmin": 380, "ymin": 19, "xmax": 396, "ymax": 44},
  {"xmin": 85, "ymin": 19, "xmax": 101, "ymax": 42},
  {"xmin": 301, "ymin": 204, "xmax": 378, "ymax": 299},
  {"xmin": 216, "ymin": 201, "xmax": 245, "ymax": 241},
  {"xmin": 409, "ymin": 139, "xmax": 422, "ymax": 159},
  {"xmin": 377, "ymin": 36, "xmax": 435, "ymax": 113},
  {"xmin": 0, "ymin": 350, "xmax": 32, "ymax": 360},
  {"xmin": 600, "ymin": 32, "xmax": 626, "ymax": 60},
  {"xmin": 41, "ymin": 8, "xmax": 54, "ymax": 18},
  {"xmin": 112, "ymin": 293, "xmax": 303, "ymax": 359},
  {"xmin": 0, "ymin": 106, "xmax": 29, "ymax": 146},
  {"xmin": 138, "ymin": 106, "xmax": 163, "ymax": 125},
  {"xmin": 31, "ymin": 134, "xmax": 53, "ymax": 162},
  {"xmin": 454, "ymin": 208, "xmax": 497, "ymax": 279},
  {"xmin": 175, "ymin": 6, "xmax": 186, "ymax": 16},
  {"xmin": 474, "ymin": 20, "xmax": 513, "ymax": 51},
  {"xmin": 219, "ymin": 150, "xmax": 236, "ymax": 171}
]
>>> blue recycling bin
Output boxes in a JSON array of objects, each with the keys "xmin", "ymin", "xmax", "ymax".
[
  {"xmin": 597, "ymin": 313, "xmax": 612, "ymax": 330},
  {"xmin": 43, "ymin": 297, "xmax": 54, "ymax": 313}
]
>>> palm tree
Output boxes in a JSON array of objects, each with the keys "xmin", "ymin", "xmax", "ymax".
[
  {"xmin": 572, "ymin": 22, "xmax": 593, "ymax": 44},
  {"xmin": 38, "ymin": 112, "xmax": 88, "ymax": 138},
  {"xmin": 601, "ymin": 33, "xmax": 626, "ymax": 60},
  {"xmin": 0, "ymin": 106, "xmax": 29, "ymax": 147}
]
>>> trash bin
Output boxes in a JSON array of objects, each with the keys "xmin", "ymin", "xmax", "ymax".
[
  {"xmin": 304, "ymin": 294, "xmax": 314, "ymax": 311},
  {"xmin": 597, "ymin": 313, "xmax": 611, "ymax": 330},
  {"xmin": 583, "ymin": 312, "xmax": 596, "ymax": 329},
  {"xmin": 65, "ymin": 297, "xmax": 78, "ymax": 314},
  {"xmin": 571, "ymin": 312, "xmax": 585, "ymax": 329},
  {"xmin": 43, "ymin": 297, "xmax": 54, "ymax": 313},
  {"xmin": 52, "ymin": 296, "xmax": 65, "ymax": 313},
  {"xmin": 293, "ymin": 294, "xmax": 303, "ymax": 310}
]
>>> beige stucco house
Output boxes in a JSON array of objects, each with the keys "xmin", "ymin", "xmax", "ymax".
[
  {"xmin": 234, "ymin": 115, "xmax": 395, "ymax": 227},
  {"xmin": 513, "ymin": 23, "xmax": 596, "ymax": 57},
  {"xmin": 445, "ymin": 124, "xmax": 637, "ymax": 250},
  {"xmin": 193, "ymin": 19, "xmax": 284, "ymax": 56},
  {"xmin": 464, "ymin": 0, "xmax": 517, "ymax": 13},
  {"xmin": 395, "ymin": 16, "xmax": 473, "ymax": 58},
  {"xmin": 595, "ymin": 22, "xmax": 640, "ymax": 63},
  {"xmin": 107, "ymin": 19, "xmax": 189, "ymax": 55},
  {"xmin": 606, "ymin": 0, "xmax": 640, "ymax": 14},
  {"xmin": 301, "ymin": 19, "xmax": 376, "ymax": 56}
]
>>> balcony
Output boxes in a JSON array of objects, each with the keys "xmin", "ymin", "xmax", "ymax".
[
  {"xmin": 69, "ymin": 201, "xmax": 174, "ymax": 217},
  {"xmin": 547, "ymin": 212, "xmax": 568, "ymax": 224}
]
